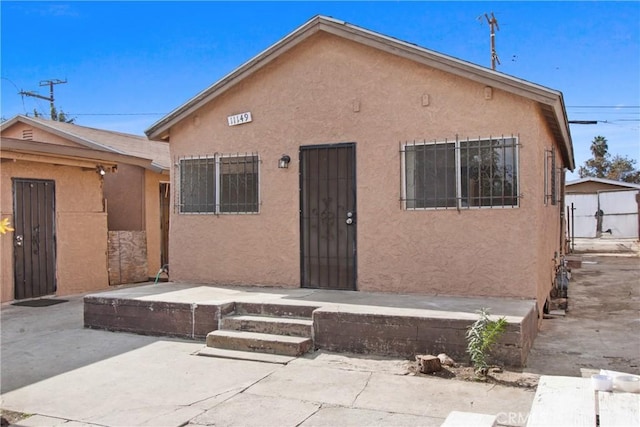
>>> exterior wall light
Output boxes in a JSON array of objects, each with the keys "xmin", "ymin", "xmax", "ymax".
[
  {"xmin": 96, "ymin": 165, "xmax": 106, "ymax": 176},
  {"xmin": 278, "ymin": 154, "xmax": 291, "ymax": 169}
]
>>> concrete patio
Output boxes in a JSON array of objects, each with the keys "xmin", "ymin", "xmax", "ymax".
[{"xmin": 84, "ymin": 283, "xmax": 539, "ymax": 367}]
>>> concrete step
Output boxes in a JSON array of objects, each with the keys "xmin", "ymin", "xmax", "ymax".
[
  {"xmin": 207, "ymin": 330, "xmax": 313, "ymax": 357},
  {"xmin": 221, "ymin": 314, "xmax": 313, "ymax": 337},
  {"xmin": 234, "ymin": 302, "xmax": 317, "ymax": 319},
  {"xmin": 196, "ymin": 347, "xmax": 296, "ymax": 364}
]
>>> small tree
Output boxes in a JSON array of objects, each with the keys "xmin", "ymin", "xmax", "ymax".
[
  {"xmin": 33, "ymin": 107, "xmax": 75, "ymax": 124},
  {"xmin": 52, "ymin": 106, "xmax": 75, "ymax": 124},
  {"xmin": 466, "ymin": 308, "xmax": 507, "ymax": 378}
]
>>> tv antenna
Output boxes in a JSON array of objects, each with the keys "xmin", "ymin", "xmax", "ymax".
[{"xmin": 484, "ymin": 12, "xmax": 500, "ymax": 70}]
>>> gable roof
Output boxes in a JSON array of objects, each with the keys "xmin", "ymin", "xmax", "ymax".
[
  {"xmin": 145, "ymin": 15, "xmax": 574, "ymax": 170},
  {"xmin": 566, "ymin": 177, "xmax": 640, "ymax": 190},
  {"xmin": 1, "ymin": 115, "xmax": 170, "ymax": 173}
]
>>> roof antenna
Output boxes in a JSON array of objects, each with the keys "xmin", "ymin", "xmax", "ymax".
[{"xmin": 484, "ymin": 12, "xmax": 500, "ymax": 70}]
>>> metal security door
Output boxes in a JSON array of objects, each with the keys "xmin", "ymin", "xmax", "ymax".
[
  {"xmin": 300, "ymin": 143, "xmax": 356, "ymax": 290},
  {"xmin": 13, "ymin": 179, "xmax": 56, "ymax": 299}
]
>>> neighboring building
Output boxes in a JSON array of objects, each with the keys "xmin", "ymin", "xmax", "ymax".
[
  {"xmin": 566, "ymin": 177, "xmax": 640, "ymax": 239},
  {"xmin": 146, "ymin": 16, "xmax": 574, "ymax": 317},
  {"xmin": 1, "ymin": 116, "xmax": 170, "ymax": 302}
]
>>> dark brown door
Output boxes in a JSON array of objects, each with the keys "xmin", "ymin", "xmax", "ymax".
[
  {"xmin": 159, "ymin": 182, "xmax": 170, "ymax": 268},
  {"xmin": 300, "ymin": 143, "xmax": 356, "ymax": 290},
  {"xmin": 13, "ymin": 179, "xmax": 56, "ymax": 299}
]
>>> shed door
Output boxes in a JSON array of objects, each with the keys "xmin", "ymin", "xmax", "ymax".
[
  {"xmin": 13, "ymin": 179, "xmax": 56, "ymax": 299},
  {"xmin": 300, "ymin": 143, "xmax": 356, "ymax": 290}
]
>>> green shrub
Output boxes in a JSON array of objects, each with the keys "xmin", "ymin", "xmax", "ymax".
[{"xmin": 466, "ymin": 308, "xmax": 507, "ymax": 377}]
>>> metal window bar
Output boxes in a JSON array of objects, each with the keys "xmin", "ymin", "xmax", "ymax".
[
  {"xmin": 544, "ymin": 147, "xmax": 557, "ymax": 206},
  {"xmin": 551, "ymin": 148, "xmax": 557, "ymax": 205},
  {"xmin": 500, "ymin": 137, "xmax": 506, "ymax": 207},
  {"xmin": 218, "ymin": 153, "xmax": 259, "ymax": 214},
  {"xmin": 177, "ymin": 153, "xmax": 259, "ymax": 214},
  {"xmin": 556, "ymin": 166, "xmax": 563, "ymax": 206},
  {"xmin": 401, "ymin": 135, "xmax": 520, "ymax": 210},
  {"xmin": 192, "ymin": 155, "xmax": 215, "ymax": 213}
]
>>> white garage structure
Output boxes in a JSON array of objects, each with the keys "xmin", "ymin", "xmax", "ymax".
[{"xmin": 565, "ymin": 178, "xmax": 640, "ymax": 239}]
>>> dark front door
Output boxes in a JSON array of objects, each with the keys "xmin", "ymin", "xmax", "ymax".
[
  {"xmin": 13, "ymin": 179, "xmax": 56, "ymax": 299},
  {"xmin": 300, "ymin": 143, "xmax": 356, "ymax": 290},
  {"xmin": 159, "ymin": 182, "xmax": 170, "ymax": 268}
]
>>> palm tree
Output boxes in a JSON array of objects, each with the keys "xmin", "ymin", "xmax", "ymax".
[{"xmin": 590, "ymin": 136, "xmax": 608, "ymax": 159}]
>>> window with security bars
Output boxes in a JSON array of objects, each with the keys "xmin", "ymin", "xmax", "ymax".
[
  {"xmin": 403, "ymin": 136, "xmax": 519, "ymax": 209},
  {"xmin": 178, "ymin": 154, "xmax": 259, "ymax": 214},
  {"xmin": 544, "ymin": 147, "xmax": 559, "ymax": 206}
]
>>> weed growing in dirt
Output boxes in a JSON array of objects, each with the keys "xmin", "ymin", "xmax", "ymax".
[{"xmin": 466, "ymin": 308, "xmax": 507, "ymax": 378}]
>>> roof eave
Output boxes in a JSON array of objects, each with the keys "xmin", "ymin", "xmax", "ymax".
[
  {"xmin": 2, "ymin": 115, "xmax": 170, "ymax": 172},
  {"xmin": 0, "ymin": 137, "xmax": 157, "ymax": 171},
  {"xmin": 2, "ymin": 115, "xmax": 129, "ymax": 155}
]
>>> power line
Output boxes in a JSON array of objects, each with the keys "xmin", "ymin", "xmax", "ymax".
[
  {"xmin": 2, "ymin": 77, "xmax": 27, "ymax": 113},
  {"xmin": 19, "ymin": 79, "xmax": 67, "ymax": 120},
  {"xmin": 568, "ymin": 106, "xmax": 639, "ymax": 108}
]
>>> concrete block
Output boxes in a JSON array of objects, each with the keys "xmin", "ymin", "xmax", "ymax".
[
  {"xmin": 192, "ymin": 304, "xmax": 222, "ymax": 338},
  {"xmin": 84, "ymin": 297, "xmax": 195, "ymax": 337},
  {"xmin": 313, "ymin": 307, "xmax": 533, "ymax": 367}
]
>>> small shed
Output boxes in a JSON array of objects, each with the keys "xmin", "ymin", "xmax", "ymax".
[
  {"xmin": 1, "ymin": 116, "xmax": 170, "ymax": 302},
  {"xmin": 565, "ymin": 177, "xmax": 640, "ymax": 239}
]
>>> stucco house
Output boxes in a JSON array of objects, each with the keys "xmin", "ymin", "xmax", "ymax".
[
  {"xmin": 566, "ymin": 177, "xmax": 640, "ymax": 239},
  {"xmin": 1, "ymin": 115, "xmax": 170, "ymax": 302},
  {"xmin": 145, "ymin": 16, "xmax": 574, "ymax": 317}
]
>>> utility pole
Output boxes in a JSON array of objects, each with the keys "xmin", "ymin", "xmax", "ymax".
[
  {"xmin": 19, "ymin": 79, "xmax": 67, "ymax": 120},
  {"xmin": 484, "ymin": 12, "xmax": 500, "ymax": 70}
]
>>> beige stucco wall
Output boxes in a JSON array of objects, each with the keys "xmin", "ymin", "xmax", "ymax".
[
  {"xmin": 104, "ymin": 164, "xmax": 145, "ymax": 231},
  {"xmin": 0, "ymin": 159, "xmax": 109, "ymax": 302},
  {"xmin": 166, "ymin": 33, "xmax": 566, "ymax": 313}
]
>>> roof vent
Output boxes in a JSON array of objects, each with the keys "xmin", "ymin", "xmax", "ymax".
[{"xmin": 22, "ymin": 129, "xmax": 33, "ymax": 140}]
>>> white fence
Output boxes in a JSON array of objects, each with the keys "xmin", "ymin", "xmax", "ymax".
[{"xmin": 566, "ymin": 190, "xmax": 639, "ymax": 238}]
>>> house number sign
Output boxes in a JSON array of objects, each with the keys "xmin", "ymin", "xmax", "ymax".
[{"xmin": 227, "ymin": 112, "xmax": 252, "ymax": 126}]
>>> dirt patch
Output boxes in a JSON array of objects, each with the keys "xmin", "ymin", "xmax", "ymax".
[
  {"xmin": 407, "ymin": 361, "xmax": 540, "ymax": 389},
  {"xmin": 526, "ymin": 255, "xmax": 640, "ymax": 376},
  {"xmin": 0, "ymin": 410, "xmax": 30, "ymax": 426}
]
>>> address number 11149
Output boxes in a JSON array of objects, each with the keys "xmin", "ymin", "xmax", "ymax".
[{"xmin": 227, "ymin": 112, "xmax": 252, "ymax": 126}]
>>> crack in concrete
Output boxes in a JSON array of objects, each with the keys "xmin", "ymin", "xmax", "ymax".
[
  {"xmin": 350, "ymin": 371, "xmax": 373, "ymax": 407},
  {"xmin": 294, "ymin": 402, "xmax": 324, "ymax": 427},
  {"xmin": 181, "ymin": 366, "xmax": 284, "ymax": 426},
  {"xmin": 184, "ymin": 386, "xmax": 244, "ymax": 408}
]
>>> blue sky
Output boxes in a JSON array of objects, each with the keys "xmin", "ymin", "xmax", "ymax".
[{"xmin": 1, "ymin": 1, "xmax": 638, "ymax": 179}]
